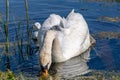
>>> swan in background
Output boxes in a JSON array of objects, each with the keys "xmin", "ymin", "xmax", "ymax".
[
  {"xmin": 32, "ymin": 14, "xmax": 62, "ymax": 49},
  {"xmin": 35, "ymin": 9, "xmax": 95, "ymax": 76},
  {"xmin": 32, "ymin": 22, "xmax": 41, "ymax": 47}
]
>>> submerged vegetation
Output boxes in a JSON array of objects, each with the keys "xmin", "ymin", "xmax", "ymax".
[
  {"xmin": 0, "ymin": 70, "xmax": 120, "ymax": 80},
  {"xmin": 0, "ymin": 70, "xmax": 25, "ymax": 80}
]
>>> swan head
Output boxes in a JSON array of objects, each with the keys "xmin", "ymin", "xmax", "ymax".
[
  {"xmin": 39, "ymin": 52, "xmax": 52, "ymax": 77},
  {"xmin": 39, "ymin": 30, "xmax": 57, "ymax": 77},
  {"xmin": 33, "ymin": 22, "xmax": 41, "ymax": 30}
]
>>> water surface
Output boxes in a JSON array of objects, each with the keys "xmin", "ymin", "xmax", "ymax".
[{"xmin": 0, "ymin": 0, "xmax": 120, "ymax": 79}]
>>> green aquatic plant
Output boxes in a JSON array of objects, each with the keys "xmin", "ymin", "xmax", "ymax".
[
  {"xmin": 0, "ymin": 0, "xmax": 35, "ymax": 79},
  {"xmin": 86, "ymin": 70, "xmax": 120, "ymax": 80},
  {"xmin": 0, "ymin": 0, "xmax": 33, "ymax": 72},
  {"xmin": 116, "ymin": 0, "xmax": 120, "ymax": 2},
  {"xmin": 0, "ymin": 70, "xmax": 15, "ymax": 80},
  {"xmin": 14, "ymin": 21, "xmax": 25, "ymax": 62},
  {"xmin": 4, "ymin": 0, "xmax": 10, "ymax": 70},
  {"xmin": 0, "ymin": 70, "xmax": 26, "ymax": 80},
  {"xmin": 24, "ymin": 0, "xmax": 31, "ymax": 55}
]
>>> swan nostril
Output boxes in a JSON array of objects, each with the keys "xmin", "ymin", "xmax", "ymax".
[{"xmin": 40, "ymin": 65, "xmax": 49, "ymax": 77}]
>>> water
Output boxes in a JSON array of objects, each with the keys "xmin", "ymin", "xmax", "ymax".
[{"xmin": 0, "ymin": 0, "xmax": 120, "ymax": 79}]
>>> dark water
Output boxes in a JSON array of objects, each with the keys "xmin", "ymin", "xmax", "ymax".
[{"xmin": 0, "ymin": 0, "xmax": 120, "ymax": 79}]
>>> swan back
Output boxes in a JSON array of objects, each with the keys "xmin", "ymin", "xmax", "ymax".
[
  {"xmin": 42, "ymin": 14, "xmax": 62, "ymax": 30},
  {"xmin": 55, "ymin": 10, "xmax": 91, "ymax": 60},
  {"xmin": 38, "ymin": 14, "xmax": 62, "ymax": 50}
]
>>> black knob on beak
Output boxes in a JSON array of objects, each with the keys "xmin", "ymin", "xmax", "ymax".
[
  {"xmin": 40, "ymin": 64, "xmax": 49, "ymax": 77},
  {"xmin": 41, "ymin": 65, "xmax": 48, "ymax": 72}
]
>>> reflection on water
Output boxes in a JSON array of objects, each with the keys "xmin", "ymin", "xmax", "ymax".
[
  {"xmin": 50, "ymin": 49, "xmax": 91, "ymax": 78},
  {"xmin": 38, "ymin": 49, "xmax": 91, "ymax": 80},
  {"xmin": 88, "ymin": 37, "xmax": 120, "ymax": 70},
  {"xmin": 14, "ymin": 49, "xmax": 91, "ymax": 80}
]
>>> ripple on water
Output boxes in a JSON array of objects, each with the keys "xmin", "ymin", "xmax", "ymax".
[{"xmin": 49, "ymin": 50, "xmax": 91, "ymax": 78}]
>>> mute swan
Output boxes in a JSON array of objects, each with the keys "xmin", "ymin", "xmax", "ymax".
[
  {"xmin": 32, "ymin": 22, "xmax": 41, "ymax": 39},
  {"xmin": 32, "ymin": 22, "xmax": 41, "ymax": 47},
  {"xmin": 37, "ymin": 9, "xmax": 95, "ymax": 76}
]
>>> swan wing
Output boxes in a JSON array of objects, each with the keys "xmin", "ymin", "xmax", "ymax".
[{"xmin": 57, "ymin": 10, "xmax": 91, "ymax": 59}]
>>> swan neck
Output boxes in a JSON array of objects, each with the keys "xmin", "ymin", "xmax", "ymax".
[{"xmin": 42, "ymin": 30, "xmax": 56, "ymax": 54}]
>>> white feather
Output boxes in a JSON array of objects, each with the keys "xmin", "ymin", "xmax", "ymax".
[
  {"xmin": 42, "ymin": 14, "xmax": 62, "ymax": 30},
  {"xmin": 38, "ymin": 14, "xmax": 62, "ymax": 49},
  {"xmin": 53, "ymin": 10, "xmax": 91, "ymax": 62},
  {"xmin": 38, "ymin": 10, "xmax": 94, "ymax": 64}
]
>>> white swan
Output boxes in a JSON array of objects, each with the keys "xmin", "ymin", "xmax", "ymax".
[
  {"xmin": 37, "ymin": 9, "xmax": 95, "ymax": 76},
  {"xmin": 32, "ymin": 22, "xmax": 41, "ymax": 47}
]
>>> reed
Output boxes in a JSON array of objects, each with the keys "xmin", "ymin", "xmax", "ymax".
[
  {"xmin": 15, "ymin": 21, "xmax": 25, "ymax": 62},
  {"xmin": 4, "ymin": 0, "xmax": 10, "ymax": 70},
  {"xmin": 24, "ymin": 0, "xmax": 31, "ymax": 55},
  {"xmin": 24, "ymin": 0, "xmax": 29, "ymax": 27},
  {"xmin": 0, "ymin": 0, "xmax": 34, "ymax": 77},
  {"xmin": 24, "ymin": 0, "xmax": 34, "ymax": 56}
]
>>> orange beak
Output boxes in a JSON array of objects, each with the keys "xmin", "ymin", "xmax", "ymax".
[{"xmin": 42, "ymin": 69, "xmax": 49, "ymax": 77}]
